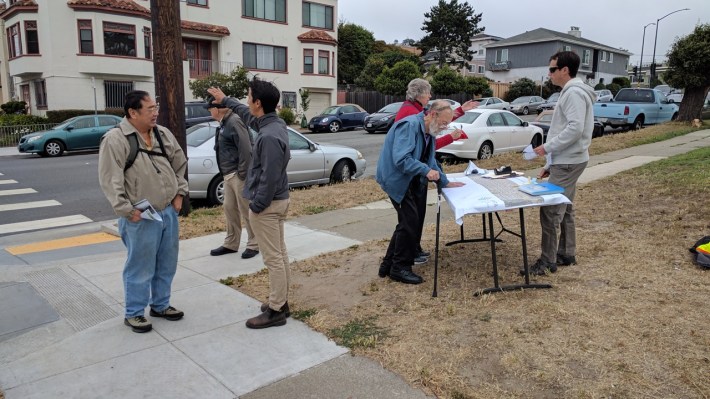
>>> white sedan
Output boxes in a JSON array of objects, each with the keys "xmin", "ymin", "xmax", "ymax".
[
  {"xmin": 187, "ymin": 122, "xmax": 367, "ymax": 205},
  {"xmin": 436, "ymin": 109, "xmax": 544, "ymax": 160},
  {"xmin": 473, "ymin": 97, "xmax": 510, "ymax": 110}
]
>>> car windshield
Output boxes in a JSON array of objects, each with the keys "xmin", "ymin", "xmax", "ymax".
[
  {"xmin": 186, "ymin": 124, "xmax": 215, "ymax": 147},
  {"xmin": 378, "ymin": 102, "xmax": 402, "ymax": 113},
  {"xmin": 512, "ymin": 97, "xmax": 531, "ymax": 104},
  {"xmin": 547, "ymin": 93, "xmax": 560, "ymax": 102},
  {"xmin": 320, "ymin": 106, "xmax": 340, "ymax": 115},
  {"xmin": 455, "ymin": 112, "xmax": 482, "ymax": 124},
  {"xmin": 52, "ymin": 116, "xmax": 81, "ymax": 130},
  {"xmin": 538, "ymin": 114, "xmax": 553, "ymax": 123}
]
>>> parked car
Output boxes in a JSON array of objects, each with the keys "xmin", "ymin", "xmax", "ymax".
[
  {"xmin": 426, "ymin": 99, "xmax": 461, "ymax": 110},
  {"xmin": 185, "ymin": 101, "xmax": 214, "ymax": 128},
  {"xmin": 435, "ymin": 109, "xmax": 544, "ymax": 160},
  {"xmin": 595, "ymin": 89, "xmax": 613, "ymax": 102},
  {"xmin": 187, "ymin": 122, "xmax": 367, "ymax": 205},
  {"xmin": 509, "ymin": 96, "xmax": 545, "ymax": 115},
  {"xmin": 17, "ymin": 114, "xmax": 122, "ymax": 157},
  {"xmin": 308, "ymin": 104, "xmax": 368, "ymax": 133},
  {"xmin": 594, "ymin": 88, "xmax": 679, "ymax": 130},
  {"xmin": 531, "ymin": 110, "xmax": 605, "ymax": 141},
  {"xmin": 364, "ymin": 102, "xmax": 402, "ymax": 133},
  {"xmin": 473, "ymin": 97, "xmax": 510, "ymax": 110},
  {"xmin": 652, "ymin": 84, "xmax": 679, "ymax": 96},
  {"xmin": 666, "ymin": 93, "xmax": 683, "ymax": 103},
  {"xmin": 536, "ymin": 92, "xmax": 561, "ymax": 114}
]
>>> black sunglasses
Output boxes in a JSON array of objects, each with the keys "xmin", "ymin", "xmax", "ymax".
[{"xmin": 549, "ymin": 66, "xmax": 562, "ymax": 73}]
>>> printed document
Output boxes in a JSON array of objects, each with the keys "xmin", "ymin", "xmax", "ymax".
[{"xmin": 133, "ymin": 199, "xmax": 162, "ymax": 222}]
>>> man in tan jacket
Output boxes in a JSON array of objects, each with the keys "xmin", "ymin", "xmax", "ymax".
[{"xmin": 98, "ymin": 90, "xmax": 188, "ymax": 333}]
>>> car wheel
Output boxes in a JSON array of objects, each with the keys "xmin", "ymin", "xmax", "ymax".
[
  {"xmin": 631, "ymin": 116, "xmax": 644, "ymax": 131},
  {"xmin": 522, "ymin": 107, "xmax": 529, "ymax": 115},
  {"xmin": 44, "ymin": 140, "xmax": 65, "ymax": 157},
  {"xmin": 530, "ymin": 134, "xmax": 542, "ymax": 148},
  {"xmin": 207, "ymin": 175, "xmax": 225, "ymax": 206},
  {"xmin": 365, "ymin": 129, "xmax": 376, "ymax": 134},
  {"xmin": 477, "ymin": 141, "xmax": 493, "ymax": 159},
  {"xmin": 537, "ymin": 109, "xmax": 543, "ymax": 115},
  {"xmin": 328, "ymin": 121, "xmax": 341, "ymax": 133},
  {"xmin": 330, "ymin": 160, "xmax": 352, "ymax": 183}
]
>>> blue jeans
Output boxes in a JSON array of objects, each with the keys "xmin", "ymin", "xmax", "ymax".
[{"xmin": 118, "ymin": 205, "xmax": 179, "ymax": 318}]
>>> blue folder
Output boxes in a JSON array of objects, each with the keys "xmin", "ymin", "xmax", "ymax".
[{"xmin": 518, "ymin": 182, "xmax": 565, "ymax": 196}]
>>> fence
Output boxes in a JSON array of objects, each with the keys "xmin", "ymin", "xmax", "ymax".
[{"xmin": 0, "ymin": 123, "xmax": 59, "ymax": 147}]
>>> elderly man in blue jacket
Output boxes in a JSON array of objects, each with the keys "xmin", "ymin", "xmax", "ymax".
[{"xmin": 376, "ymin": 100, "xmax": 465, "ymax": 284}]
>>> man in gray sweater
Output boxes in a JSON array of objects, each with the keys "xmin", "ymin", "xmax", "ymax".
[
  {"xmin": 207, "ymin": 80, "xmax": 291, "ymax": 329},
  {"xmin": 529, "ymin": 51, "xmax": 596, "ymax": 276}
]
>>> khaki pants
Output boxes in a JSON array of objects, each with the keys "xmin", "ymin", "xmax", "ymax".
[
  {"xmin": 223, "ymin": 175, "xmax": 258, "ymax": 252},
  {"xmin": 249, "ymin": 199, "xmax": 290, "ymax": 310},
  {"xmin": 539, "ymin": 162, "xmax": 587, "ymax": 264}
]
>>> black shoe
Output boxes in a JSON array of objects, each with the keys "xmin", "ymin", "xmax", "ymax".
[
  {"xmin": 389, "ymin": 269, "xmax": 424, "ymax": 284},
  {"xmin": 149, "ymin": 306, "xmax": 184, "ymax": 321},
  {"xmin": 241, "ymin": 248, "xmax": 259, "ymax": 259},
  {"xmin": 260, "ymin": 301, "xmax": 291, "ymax": 317},
  {"xmin": 246, "ymin": 308, "xmax": 287, "ymax": 329},
  {"xmin": 556, "ymin": 254, "xmax": 577, "ymax": 266},
  {"xmin": 417, "ymin": 250, "xmax": 431, "ymax": 258},
  {"xmin": 378, "ymin": 263, "xmax": 390, "ymax": 278},
  {"xmin": 211, "ymin": 246, "xmax": 237, "ymax": 256},
  {"xmin": 414, "ymin": 255, "xmax": 429, "ymax": 265},
  {"xmin": 520, "ymin": 259, "xmax": 557, "ymax": 276}
]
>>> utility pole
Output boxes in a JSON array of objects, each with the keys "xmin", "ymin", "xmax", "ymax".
[{"xmin": 150, "ymin": 0, "xmax": 190, "ymax": 214}]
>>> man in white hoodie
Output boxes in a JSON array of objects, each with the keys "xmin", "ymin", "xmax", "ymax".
[{"xmin": 528, "ymin": 51, "xmax": 596, "ymax": 276}]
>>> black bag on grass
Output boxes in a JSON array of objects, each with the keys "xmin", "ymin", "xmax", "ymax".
[{"xmin": 689, "ymin": 236, "xmax": 710, "ymax": 269}]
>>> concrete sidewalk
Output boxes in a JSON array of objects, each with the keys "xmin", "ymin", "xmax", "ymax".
[{"xmin": 0, "ymin": 129, "xmax": 708, "ymax": 398}]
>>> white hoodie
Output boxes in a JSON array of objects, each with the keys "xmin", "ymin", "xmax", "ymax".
[{"xmin": 543, "ymin": 77, "xmax": 596, "ymax": 167}]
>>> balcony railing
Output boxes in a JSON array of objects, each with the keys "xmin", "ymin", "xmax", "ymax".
[
  {"xmin": 187, "ymin": 59, "xmax": 243, "ymax": 78},
  {"xmin": 488, "ymin": 61, "xmax": 512, "ymax": 71}
]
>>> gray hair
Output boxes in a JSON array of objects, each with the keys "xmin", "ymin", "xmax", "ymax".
[
  {"xmin": 428, "ymin": 99, "xmax": 452, "ymax": 114},
  {"xmin": 406, "ymin": 78, "xmax": 431, "ymax": 102}
]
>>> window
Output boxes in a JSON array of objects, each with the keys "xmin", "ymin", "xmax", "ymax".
[
  {"xmin": 243, "ymin": 0, "xmax": 286, "ymax": 22},
  {"xmin": 73, "ymin": 117, "xmax": 97, "ymax": 129},
  {"xmin": 601, "ymin": 51, "xmax": 607, "ymax": 62},
  {"xmin": 34, "ymin": 80, "xmax": 47, "ymax": 109},
  {"xmin": 103, "ymin": 22, "xmax": 136, "ymax": 57},
  {"xmin": 478, "ymin": 49, "xmax": 484, "ymax": 55},
  {"xmin": 302, "ymin": 2, "xmax": 333, "ymax": 29},
  {"xmin": 24, "ymin": 21, "xmax": 39, "ymax": 54},
  {"xmin": 303, "ymin": 49, "xmax": 313, "ymax": 73},
  {"xmin": 289, "ymin": 130, "xmax": 311, "ymax": 150},
  {"xmin": 478, "ymin": 65, "xmax": 485, "ymax": 73},
  {"xmin": 487, "ymin": 113, "xmax": 505, "ymax": 127},
  {"xmin": 583, "ymin": 49, "xmax": 590, "ymax": 65},
  {"xmin": 318, "ymin": 50, "xmax": 329, "ymax": 74},
  {"xmin": 7, "ymin": 23, "xmax": 21, "ymax": 58},
  {"xmin": 243, "ymin": 43, "xmax": 286, "ymax": 72},
  {"xmin": 98, "ymin": 116, "xmax": 118, "ymax": 127},
  {"xmin": 501, "ymin": 112, "xmax": 522, "ymax": 127},
  {"xmin": 282, "ymin": 91, "xmax": 297, "ymax": 109},
  {"xmin": 608, "ymin": 53, "xmax": 613, "ymax": 63},
  {"xmin": 143, "ymin": 27, "xmax": 151, "ymax": 59},
  {"xmin": 78, "ymin": 20, "xmax": 93, "ymax": 54},
  {"xmin": 187, "ymin": 0, "xmax": 207, "ymax": 5},
  {"xmin": 495, "ymin": 49, "xmax": 508, "ymax": 63},
  {"xmin": 564, "ymin": 45, "xmax": 571, "ymax": 51},
  {"xmin": 104, "ymin": 80, "xmax": 134, "ymax": 108}
]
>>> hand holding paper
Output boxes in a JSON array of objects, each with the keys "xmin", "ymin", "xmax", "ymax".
[
  {"xmin": 133, "ymin": 199, "xmax": 163, "ymax": 222},
  {"xmin": 522, "ymin": 144, "xmax": 537, "ymax": 160}
]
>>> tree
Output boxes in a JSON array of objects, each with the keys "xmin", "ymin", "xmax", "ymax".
[
  {"xmin": 374, "ymin": 61, "xmax": 421, "ymax": 95},
  {"xmin": 540, "ymin": 79, "xmax": 560, "ymax": 99},
  {"xmin": 605, "ymin": 83, "xmax": 622, "ymax": 97},
  {"xmin": 188, "ymin": 66, "xmax": 250, "ymax": 100},
  {"xmin": 401, "ymin": 38, "xmax": 416, "ymax": 46},
  {"xmin": 430, "ymin": 67, "xmax": 465, "ymax": 95},
  {"xmin": 419, "ymin": 0, "xmax": 484, "ymax": 69},
  {"xmin": 504, "ymin": 77, "xmax": 538, "ymax": 102},
  {"xmin": 337, "ymin": 23, "xmax": 375, "ymax": 84},
  {"xmin": 464, "ymin": 76, "xmax": 493, "ymax": 97},
  {"xmin": 356, "ymin": 50, "xmax": 420, "ymax": 90},
  {"xmin": 611, "ymin": 77, "xmax": 631, "ymax": 88},
  {"xmin": 663, "ymin": 23, "xmax": 710, "ymax": 121}
]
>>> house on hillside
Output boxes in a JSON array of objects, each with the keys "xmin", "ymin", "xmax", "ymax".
[
  {"xmin": 464, "ymin": 33, "xmax": 503, "ymax": 77},
  {"xmin": 484, "ymin": 26, "xmax": 630, "ymax": 86},
  {"xmin": 0, "ymin": 0, "xmax": 338, "ymax": 119}
]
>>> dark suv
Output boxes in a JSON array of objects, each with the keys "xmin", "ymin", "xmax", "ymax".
[{"xmin": 185, "ymin": 101, "xmax": 214, "ymax": 128}]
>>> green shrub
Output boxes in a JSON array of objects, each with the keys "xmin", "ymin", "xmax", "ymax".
[
  {"xmin": 278, "ymin": 107, "xmax": 296, "ymax": 125},
  {"xmin": 0, "ymin": 114, "xmax": 49, "ymax": 126},
  {"xmin": 46, "ymin": 109, "xmax": 123, "ymax": 123},
  {"xmin": 1, "ymin": 101, "xmax": 27, "ymax": 114},
  {"xmin": 606, "ymin": 83, "xmax": 622, "ymax": 97}
]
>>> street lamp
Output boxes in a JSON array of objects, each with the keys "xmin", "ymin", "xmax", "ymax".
[
  {"xmin": 638, "ymin": 22, "xmax": 655, "ymax": 86},
  {"xmin": 651, "ymin": 8, "xmax": 690, "ymax": 83}
]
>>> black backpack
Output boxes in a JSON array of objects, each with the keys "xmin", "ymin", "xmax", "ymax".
[{"xmin": 123, "ymin": 128, "xmax": 168, "ymax": 171}]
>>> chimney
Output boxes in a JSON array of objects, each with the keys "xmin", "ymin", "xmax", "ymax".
[{"xmin": 568, "ymin": 26, "xmax": 581, "ymax": 38}]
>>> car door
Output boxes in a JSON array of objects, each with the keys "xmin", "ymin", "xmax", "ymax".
[
  {"xmin": 96, "ymin": 116, "xmax": 120, "ymax": 146},
  {"xmin": 287, "ymin": 129, "xmax": 326, "ymax": 185},
  {"xmin": 485, "ymin": 112, "xmax": 509, "ymax": 151},
  {"xmin": 338, "ymin": 105, "xmax": 357, "ymax": 128},
  {"xmin": 655, "ymin": 92, "xmax": 674, "ymax": 123},
  {"xmin": 501, "ymin": 112, "xmax": 531, "ymax": 151},
  {"xmin": 65, "ymin": 116, "xmax": 98, "ymax": 150}
]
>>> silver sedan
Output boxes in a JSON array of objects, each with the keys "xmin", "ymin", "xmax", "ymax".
[{"xmin": 187, "ymin": 122, "xmax": 367, "ymax": 205}]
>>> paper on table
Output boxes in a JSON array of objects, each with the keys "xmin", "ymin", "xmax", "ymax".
[
  {"xmin": 522, "ymin": 144, "xmax": 537, "ymax": 160},
  {"xmin": 464, "ymin": 161, "xmax": 488, "ymax": 176},
  {"xmin": 133, "ymin": 199, "xmax": 163, "ymax": 222}
]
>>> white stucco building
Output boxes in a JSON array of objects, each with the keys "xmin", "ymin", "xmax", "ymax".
[{"xmin": 0, "ymin": 0, "xmax": 338, "ymax": 119}]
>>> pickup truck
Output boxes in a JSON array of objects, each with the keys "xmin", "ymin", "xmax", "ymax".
[{"xmin": 593, "ymin": 88, "xmax": 679, "ymax": 130}]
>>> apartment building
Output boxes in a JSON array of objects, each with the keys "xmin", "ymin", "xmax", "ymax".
[{"xmin": 0, "ymin": 0, "xmax": 338, "ymax": 119}]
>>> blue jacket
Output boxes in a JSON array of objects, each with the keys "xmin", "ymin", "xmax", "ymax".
[{"xmin": 376, "ymin": 113, "xmax": 449, "ymax": 203}]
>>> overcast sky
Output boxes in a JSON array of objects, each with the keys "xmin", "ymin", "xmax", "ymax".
[{"xmin": 338, "ymin": 0, "xmax": 709, "ymax": 65}]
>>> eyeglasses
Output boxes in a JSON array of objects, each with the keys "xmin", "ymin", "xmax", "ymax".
[
  {"xmin": 145, "ymin": 104, "xmax": 160, "ymax": 114},
  {"xmin": 549, "ymin": 66, "xmax": 561, "ymax": 73}
]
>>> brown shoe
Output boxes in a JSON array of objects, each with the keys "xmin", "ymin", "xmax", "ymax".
[
  {"xmin": 245, "ymin": 308, "xmax": 287, "ymax": 329},
  {"xmin": 260, "ymin": 301, "xmax": 291, "ymax": 317}
]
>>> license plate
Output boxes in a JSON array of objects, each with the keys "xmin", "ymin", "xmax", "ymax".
[{"xmin": 366, "ymin": 123, "xmax": 372, "ymax": 127}]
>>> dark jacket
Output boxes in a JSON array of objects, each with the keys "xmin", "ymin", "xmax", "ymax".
[
  {"xmin": 223, "ymin": 97, "xmax": 290, "ymax": 213},
  {"xmin": 215, "ymin": 109, "xmax": 252, "ymax": 180}
]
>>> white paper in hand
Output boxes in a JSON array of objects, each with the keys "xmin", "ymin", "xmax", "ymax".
[
  {"xmin": 522, "ymin": 144, "xmax": 537, "ymax": 160},
  {"xmin": 133, "ymin": 199, "xmax": 163, "ymax": 222}
]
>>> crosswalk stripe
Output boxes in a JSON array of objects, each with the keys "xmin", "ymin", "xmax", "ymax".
[
  {"xmin": 0, "ymin": 179, "xmax": 18, "ymax": 185},
  {"xmin": 0, "ymin": 215, "xmax": 93, "ymax": 235},
  {"xmin": 0, "ymin": 200, "xmax": 61, "ymax": 212},
  {"xmin": 0, "ymin": 188, "xmax": 36, "ymax": 196}
]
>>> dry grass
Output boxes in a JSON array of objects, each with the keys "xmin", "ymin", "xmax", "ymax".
[{"xmin": 232, "ymin": 146, "xmax": 710, "ymax": 398}]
